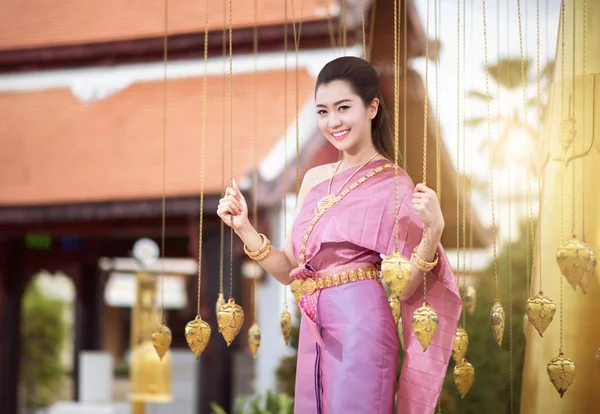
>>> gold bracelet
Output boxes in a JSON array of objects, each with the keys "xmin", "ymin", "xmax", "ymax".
[
  {"xmin": 411, "ymin": 247, "xmax": 439, "ymax": 273},
  {"xmin": 244, "ymin": 233, "xmax": 272, "ymax": 260}
]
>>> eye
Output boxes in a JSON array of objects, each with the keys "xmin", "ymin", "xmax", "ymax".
[
  {"xmin": 317, "ymin": 109, "xmax": 328, "ymax": 116},
  {"xmin": 338, "ymin": 105, "xmax": 350, "ymax": 111}
]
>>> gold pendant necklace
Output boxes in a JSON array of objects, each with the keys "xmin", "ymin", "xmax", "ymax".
[{"xmin": 314, "ymin": 152, "xmax": 379, "ymax": 215}]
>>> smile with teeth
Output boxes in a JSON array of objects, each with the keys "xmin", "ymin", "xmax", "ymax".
[{"xmin": 332, "ymin": 129, "xmax": 350, "ymax": 140}]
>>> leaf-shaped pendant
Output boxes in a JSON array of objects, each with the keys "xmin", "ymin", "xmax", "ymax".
[
  {"xmin": 381, "ymin": 251, "xmax": 412, "ymax": 296},
  {"xmin": 547, "ymin": 352, "xmax": 576, "ymax": 397},
  {"xmin": 556, "ymin": 236, "xmax": 597, "ymax": 294},
  {"xmin": 151, "ymin": 323, "xmax": 172, "ymax": 361},
  {"xmin": 248, "ymin": 322, "xmax": 260, "ymax": 359},
  {"xmin": 453, "ymin": 358, "xmax": 475, "ymax": 398},
  {"xmin": 412, "ymin": 302, "xmax": 439, "ymax": 351},
  {"xmin": 452, "ymin": 327, "xmax": 469, "ymax": 364},
  {"xmin": 215, "ymin": 292, "xmax": 226, "ymax": 316},
  {"xmin": 464, "ymin": 285, "xmax": 477, "ymax": 316},
  {"xmin": 490, "ymin": 300, "xmax": 505, "ymax": 347},
  {"xmin": 595, "ymin": 348, "xmax": 600, "ymax": 374},
  {"xmin": 388, "ymin": 294, "xmax": 401, "ymax": 325},
  {"xmin": 525, "ymin": 292, "xmax": 556, "ymax": 337},
  {"xmin": 217, "ymin": 298, "xmax": 245, "ymax": 347},
  {"xmin": 280, "ymin": 306, "xmax": 292, "ymax": 345},
  {"xmin": 290, "ymin": 280, "xmax": 304, "ymax": 303},
  {"xmin": 184, "ymin": 315, "xmax": 212, "ymax": 359}
]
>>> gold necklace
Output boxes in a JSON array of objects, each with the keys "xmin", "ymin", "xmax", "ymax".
[{"xmin": 314, "ymin": 152, "xmax": 379, "ymax": 214}]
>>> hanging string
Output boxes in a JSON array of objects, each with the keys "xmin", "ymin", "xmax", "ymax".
[
  {"xmin": 436, "ymin": 0, "xmax": 442, "ymax": 206},
  {"xmin": 228, "ymin": 0, "xmax": 235, "ymax": 299},
  {"xmin": 340, "ymin": 0, "xmax": 348, "ymax": 53},
  {"xmin": 367, "ymin": 0, "xmax": 377, "ymax": 62},
  {"xmin": 558, "ymin": 0, "xmax": 565, "ymax": 355},
  {"xmin": 455, "ymin": 0, "xmax": 460, "ymax": 290},
  {"xmin": 283, "ymin": 0, "xmax": 289, "ymax": 306},
  {"xmin": 195, "ymin": 0, "xmax": 210, "ymax": 317},
  {"xmin": 159, "ymin": 0, "xmax": 169, "ymax": 323},
  {"xmin": 535, "ymin": 0, "xmax": 544, "ymax": 294},
  {"xmin": 251, "ymin": 0, "xmax": 260, "ymax": 324},
  {"xmin": 393, "ymin": 0, "xmax": 400, "ymax": 251},
  {"xmin": 421, "ymin": 0, "xmax": 431, "ymax": 301},
  {"xmin": 402, "ymin": 0, "xmax": 407, "ymax": 170},
  {"xmin": 570, "ymin": 0, "xmax": 576, "ymax": 238},
  {"xmin": 361, "ymin": 0, "xmax": 366, "ymax": 60},
  {"xmin": 582, "ymin": 0, "xmax": 587, "ymax": 241},
  {"xmin": 462, "ymin": 0, "xmax": 468, "ymax": 329},
  {"xmin": 290, "ymin": 0, "xmax": 305, "ymax": 198},
  {"xmin": 219, "ymin": 0, "xmax": 227, "ymax": 303}
]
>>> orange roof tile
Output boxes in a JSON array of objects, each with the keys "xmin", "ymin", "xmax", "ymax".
[
  {"xmin": 0, "ymin": 0, "xmax": 337, "ymax": 51},
  {"xmin": 0, "ymin": 68, "xmax": 316, "ymax": 205}
]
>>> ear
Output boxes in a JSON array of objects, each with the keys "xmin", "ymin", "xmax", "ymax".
[{"xmin": 368, "ymin": 98, "xmax": 380, "ymax": 120}]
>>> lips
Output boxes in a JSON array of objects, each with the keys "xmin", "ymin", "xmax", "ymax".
[{"xmin": 331, "ymin": 129, "xmax": 350, "ymax": 141}]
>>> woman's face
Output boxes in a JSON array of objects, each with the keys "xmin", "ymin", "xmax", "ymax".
[{"xmin": 315, "ymin": 80, "xmax": 378, "ymax": 154}]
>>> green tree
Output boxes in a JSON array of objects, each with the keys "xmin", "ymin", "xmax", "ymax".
[{"xmin": 20, "ymin": 279, "xmax": 67, "ymax": 412}]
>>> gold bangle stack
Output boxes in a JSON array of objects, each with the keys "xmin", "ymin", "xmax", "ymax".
[
  {"xmin": 244, "ymin": 233, "xmax": 272, "ymax": 261},
  {"xmin": 411, "ymin": 247, "xmax": 439, "ymax": 273}
]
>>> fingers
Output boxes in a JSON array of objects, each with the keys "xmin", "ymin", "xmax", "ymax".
[
  {"xmin": 218, "ymin": 199, "xmax": 241, "ymax": 215},
  {"xmin": 221, "ymin": 194, "xmax": 242, "ymax": 211},
  {"xmin": 217, "ymin": 205, "xmax": 235, "ymax": 221}
]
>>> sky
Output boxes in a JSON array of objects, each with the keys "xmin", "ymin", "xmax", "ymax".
[{"xmin": 411, "ymin": 0, "xmax": 562, "ymax": 235}]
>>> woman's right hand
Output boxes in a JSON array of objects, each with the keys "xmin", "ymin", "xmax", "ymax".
[{"xmin": 217, "ymin": 179, "xmax": 250, "ymax": 232}]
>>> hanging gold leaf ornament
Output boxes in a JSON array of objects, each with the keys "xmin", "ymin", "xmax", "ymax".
[
  {"xmin": 453, "ymin": 358, "xmax": 475, "ymax": 398},
  {"xmin": 388, "ymin": 294, "xmax": 401, "ymax": 325},
  {"xmin": 490, "ymin": 300, "xmax": 505, "ymax": 347},
  {"xmin": 412, "ymin": 302, "xmax": 439, "ymax": 351},
  {"xmin": 280, "ymin": 306, "xmax": 292, "ymax": 345},
  {"xmin": 185, "ymin": 316, "xmax": 212, "ymax": 359},
  {"xmin": 217, "ymin": 297, "xmax": 245, "ymax": 346},
  {"xmin": 248, "ymin": 322, "xmax": 261, "ymax": 359},
  {"xmin": 151, "ymin": 323, "xmax": 172, "ymax": 361},
  {"xmin": 381, "ymin": 252, "xmax": 412, "ymax": 296},
  {"xmin": 556, "ymin": 236, "xmax": 597, "ymax": 294},
  {"xmin": 452, "ymin": 327, "xmax": 469, "ymax": 364},
  {"xmin": 464, "ymin": 285, "xmax": 476, "ymax": 315},
  {"xmin": 547, "ymin": 352, "xmax": 576, "ymax": 397},
  {"xmin": 290, "ymin": 280, "xmax": 304, "ymax": 302},
  {"xmin": 525, "ymin": 292, "xmax": 556, "ymax": 337}
]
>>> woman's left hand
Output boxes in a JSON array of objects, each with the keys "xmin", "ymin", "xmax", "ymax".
[{"xmin": 411, "ymin": 183, "xmax": 445, "ymax": 234}]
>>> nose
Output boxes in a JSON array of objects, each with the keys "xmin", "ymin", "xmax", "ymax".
[{"xmin": 328, "ymin": 112, "xmax": 342, "ymax": 130}]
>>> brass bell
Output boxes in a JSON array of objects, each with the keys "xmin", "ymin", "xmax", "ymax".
[
  {"xmin": 389, "ymin": 294, "xmax": 401, "ymax": 325},
  {"xmin": 412, "ymin": 302, "xmax": 439, "ymax": 351},
  {"xmin": 151, "ymin": 323, "xmax": 172, "ymax": 361},
  {"xmin": 453, "ymin": 358, "xmax": 475, "ymax": 398},
  {"xmin": 464, "ymin": 285, "xmax": 476, "ymax": 315},
  {"xmin": 217, "ymin": 297, "xmax": 245, "ymax": 347},
  {"xmin": 525, "ymin": 292, "xmax": 556, "ymax": 337},
  {"xmin": 556, "ymin": 236, "xmax": 597, "ymax": 294},
  {"xmin": 490, "ymin": 300, "xmax": 505, "ymax": 347},
  {"xmin": 129, "ymin": 339, "xmax": 172, "ymax": 403},
  {"xmin": 185, "ymin": 315, "xmax": 212, "ymax": 359},
  {"xmin": 215, "ymin": 292, "xmax": 226, "ymax": 316},
  {"xmin": 381, "ymin": 251, "xmax": 412, "ymax": 297},
  {"xmin": 280, "ymin": 306, "xmax": 292, "ymax": 345},
  {"xmin": 248, "ymin": 322, "xmax": 261, "ymax": 359},
  {"xmin": 547, "ymin": 352, "xmax": 576, "ymax": 397},
  {"xmin": 452, "ymin": 327, "xmax": 469, "ymax": 364}
]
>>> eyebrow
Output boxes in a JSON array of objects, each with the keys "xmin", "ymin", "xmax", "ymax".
[{"xmin": 316, "ymin": 98, "xmax": 353, "ymax": 108}]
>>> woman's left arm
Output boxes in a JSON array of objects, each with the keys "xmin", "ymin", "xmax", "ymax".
[{"xmin": 399, "ymin": 183, "xmax": 445, "ymax": 301}]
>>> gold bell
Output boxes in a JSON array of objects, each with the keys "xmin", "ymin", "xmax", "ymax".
[
  {"xmin": 452, "ymin": 327, "xmax": 469, "ymax": 364},
  {"xmin": 184, "ymin": 315, "xmax": 212, "ymax": 359},
  {"xmin": 217, "ymin": 297, "xmax": 245, "ymax": 347},
  {"xmin": 453, "ymin": 358, "xmax": 475, "ymax": 398},
  {"xmin": 595, "ymin": 348, "xmax": 600, "ymax": 374},
  {"xmin": 412, "ymin": 302, "xmax": 439, "ymax": 351},
  {"xmin": 388, "ymin": 294, "xmax": 401, "ymax": 325},
  {"xmin": 547, "ymin": 352, "xmax": 576, "ymax": 397},
  {"xmin": 151, "ymin": 323, "xmax": 172, "ymax": 361},
  {"xmin": 215, "ymin": 292, "xmax": 226, "ymax": 316},
  {"xmin": 525, "ymin": 292, "xmax": 556, "ymax": 337},
  {"xmin": 248, "ymin": 322, "xmax": 261, "ymax": 359},
  {"xmin": 490, "ymin": 300, "xmax": 505, "ymax": 347},
  {"xmin": 381, "ymin": 251, "xmax": 412, "ymax": 296},
  {"xmin": 556, "ymin": 236, "xmax": 597, "ymax": 294},
  {"xmin": 280, "ymin": 306, "xmax": 292, "ymax": 345},
  {"xmin": 464, "ymin": 285, "xmax": 476, "ymax": 316}
]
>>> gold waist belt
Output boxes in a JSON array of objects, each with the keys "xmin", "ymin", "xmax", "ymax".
[{"xmin": 299, "ymin": 266, "xmax": 381, "ymax": 295}]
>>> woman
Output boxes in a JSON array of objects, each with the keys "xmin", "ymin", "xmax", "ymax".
[{"xmin": 217, "ymin": 57, "xmax": 461, "ymax": 414}]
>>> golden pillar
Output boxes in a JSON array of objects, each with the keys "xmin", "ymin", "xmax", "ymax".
[{"xmin": 521, "ymin": 1, "xmax": 600, "ymax": 412}]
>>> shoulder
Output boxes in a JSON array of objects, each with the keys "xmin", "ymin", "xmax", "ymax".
[{"xmin": 298, "ymin": 163, "xmax": 335, "ymax": 197}]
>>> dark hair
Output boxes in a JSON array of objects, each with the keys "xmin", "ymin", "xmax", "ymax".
[{"xmin": 315, "ymin": 56, "xmax": 396, "ymax": 162}]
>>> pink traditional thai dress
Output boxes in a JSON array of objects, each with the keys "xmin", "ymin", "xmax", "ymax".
[{"xmin": 290, "ymin": 159, "xmax": 462, "ymax": 414}]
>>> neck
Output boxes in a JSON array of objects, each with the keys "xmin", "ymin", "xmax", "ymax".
[{"xmin": 341, "ymin": 142, "xmax": 380, "ymax": 168}]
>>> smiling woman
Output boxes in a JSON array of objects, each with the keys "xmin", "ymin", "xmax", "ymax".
[{"xmin": 217, "ymin": 56, "xmax": 461, "ymax": 414}]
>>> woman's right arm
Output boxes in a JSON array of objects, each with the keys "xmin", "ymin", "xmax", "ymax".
[{"xmin": 217, "ymin": 169, "xmax": 322, "ymax": 286}]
